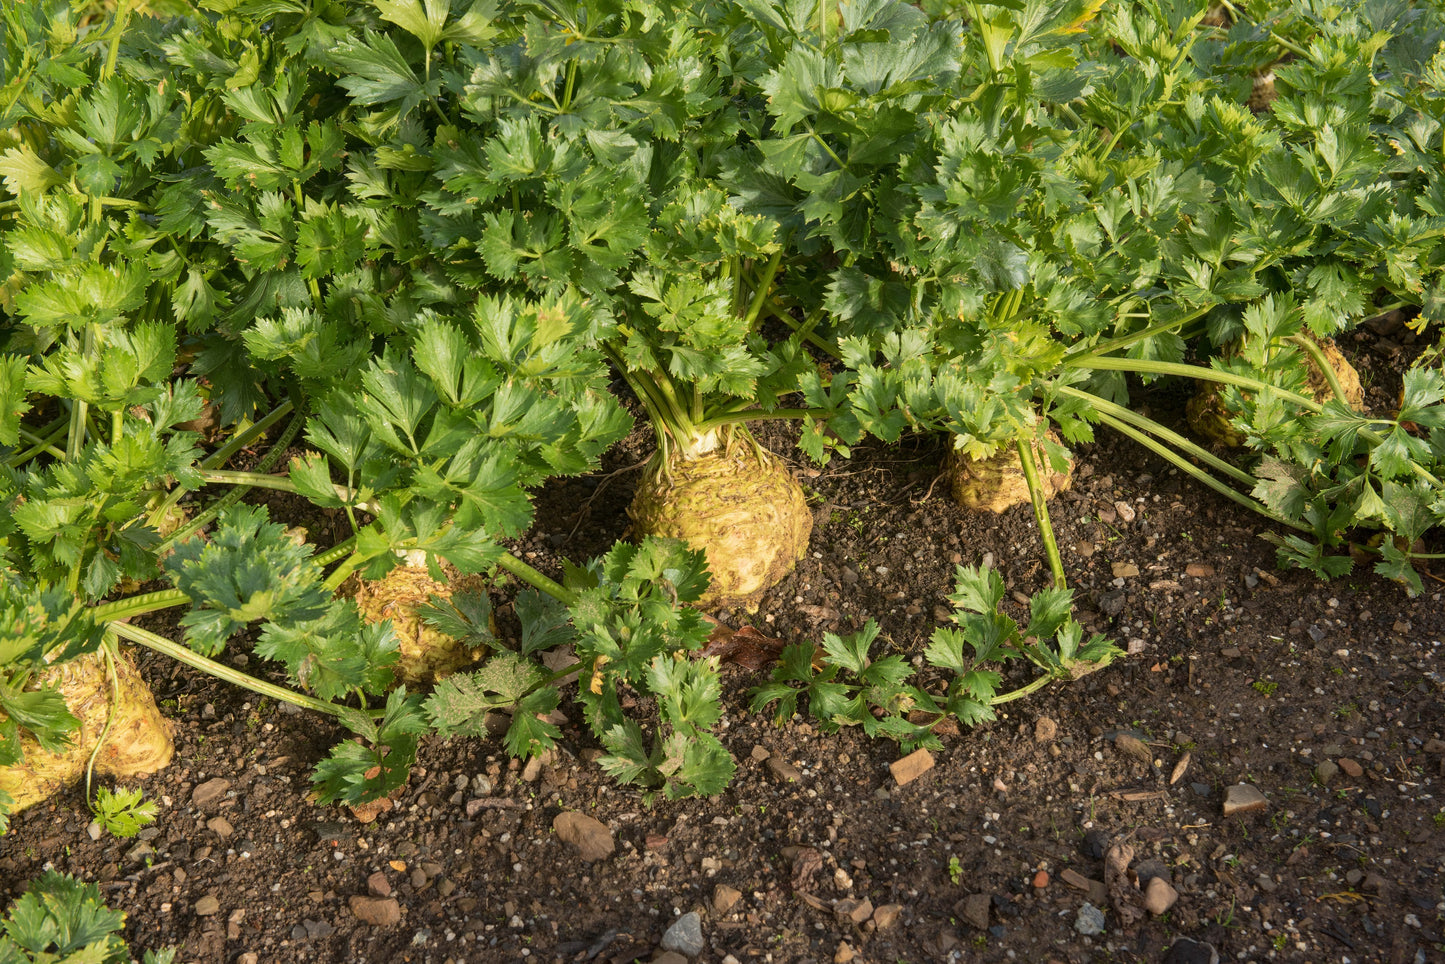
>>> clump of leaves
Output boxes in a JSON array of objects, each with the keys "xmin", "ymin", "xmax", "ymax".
[
  {"xmin": 90, "ymin": 786, "xmax": 157, "ymax": 839},
  {"xmin": 0, "ymin": 870, "xmax": 175, "ymax": 964},
  {"xmin": 750, "ymin": 566, "xmax": 1120, "ymax": 750},
  {"xmin": 420, "ymin": 537, "xmax": 733, "ymax": 802}
]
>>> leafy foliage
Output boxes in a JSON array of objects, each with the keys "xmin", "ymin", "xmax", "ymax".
[
  {"xmin": 0, "ymin": 870, "xmax": 175, "ymax": 964},
  {"xmin": 751, "ymin": 568, "xmax": 1120, "ymax": 750},
  {"xmin": 90, "ymin": 786, "xmax": 158, "ymax": 840}
]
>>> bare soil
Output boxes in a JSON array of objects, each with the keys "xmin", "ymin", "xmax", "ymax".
[{"xmin": 2, "ymin": 338, "xmax": 1444, "ymax": 964}]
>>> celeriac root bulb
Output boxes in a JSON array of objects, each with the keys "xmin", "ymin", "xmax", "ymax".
[
  {"xmin": 0, "ymin": 649, "xmax": 174, "ymax": 814},
  {"xmin": 1188, "ymin": 337, "xmax": 1364, "ymax": 448},
  {"xmin": 629, "ymin": 443, "xmax": 812, "ymax": 611},
  {"xmin": 348, "ymin": 566, "xmax": 491, "ymax": 684},
  {"xmin": 944, "ymin": 426, "xmax": 1073, "ymax": 514}
]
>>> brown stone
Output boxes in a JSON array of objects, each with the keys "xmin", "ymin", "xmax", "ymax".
[
  {"xmin": 833, "ymin": 941, "xmax": 856, "ymax": 964},
  {"xmin": 1185, "ymin": 563, "xmax": 1215, "ymax": 577},
  {"xmin": 191, "ymin": 778, "xmax": 230, "ymax": 807},
  {"xmin": 767, "ymin": 755, "xmax": 802, "ymax": 783},
  {"xmin": 958, "ymin": 893, "xmax": 990, "ymax": 929},
  {"xmin": 835, "ymin": 897, "xmax": 873, "ymax": 924},
  {"xmin": 713, "ymin": 884, "xmax": 742, "ymax": 914},
  {"xmin": 1059, "ymin": 868, "xmax": 1108, "ymax": 905},
  {"xmin": 1143, "ymin": 877, "xmax": 1179, "ymax": 916},
  {"xmin": 194, "ymin": 895, "xmax": 220, "ymax": 917},
  {"xmin": 889, "ymin": 748, "xmax": 934, "ymax": 786},
  {"xmin": 1338, "ymin": 757, "xmax": 1364, "ymax": 778},
  {"xmin": 349, "ymin": 896, "xmax": 401, "ymax": 926},
  {"xmin": 871, "ymin": 903, "xmax": 903, "ymax": 929},
  {"xmin": 553, "ymin": 812, "xmax": 615, "ymax": 862},
  {"xmin": 1034, "ymin": 717, "xmax": 1058, "ymax": 743},
  {"xmin": 367, "ymin": 872, "xmax": 391, "ymax": 898},
  {"xmin": 1223, "ymin": 783, "xmax": 1268, "ymax": 816}
]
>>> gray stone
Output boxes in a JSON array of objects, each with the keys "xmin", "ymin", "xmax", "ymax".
[
  {"xmin": 1315, "ymin": 760, "xmax": 1339, "ymax": 785},
  {"xmin": 1163, "ymin": 938, "xmax": 1219, "ymax": 964},
  {"xmin": 1074, "ymin": 903, "xmax": 1106, "ymax": 936},
  {"xmin": 661, "ymin": 911, "xmax": 704, "ymax": 958}
]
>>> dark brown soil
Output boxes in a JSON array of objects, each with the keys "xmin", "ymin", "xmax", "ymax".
[{"xmin": 3, "ymin": 345, "xmax": 1444, "ymax": 964}]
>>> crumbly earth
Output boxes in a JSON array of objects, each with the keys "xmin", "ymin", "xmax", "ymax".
[{"xmin": 2, "ymin": 334, "xmax": 1443, "ymax": 964}]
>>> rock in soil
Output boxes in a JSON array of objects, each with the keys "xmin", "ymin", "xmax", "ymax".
[
  {"xmin": 959, "ymin": 893, "xmax": 991, "ymax": 929},
  {"xmin": 712, "ymin": 885, "xmax": 741, "ymax": 914},
  {"xmin": 1223, "ymin": 783, "xmax": 1269, "ymax": 815},
  {"xmin": 1144, "ymin": 876, "xmax": 1179, "ymax": 915},
  {"xmin": 661, "ymin": 911, "xmax": 704, "ymax": 957},
  {"xmin": 553, "ymin": 811, "xmax": 615, "ymax": 862},
  {"xmin": 1163, "ymin": 938, "xmax": 1220, "ymax": 964},
  {"xmin": 889, "ymin": 748, "xmax": 934, "ymax": 785},
  {"xmin": 348, "ymin": 896, "xmax": 401, "ymax": 926},
  {"xmin": 1074, "ymin": 903, "xmax": 1106, "ymax": 936}
]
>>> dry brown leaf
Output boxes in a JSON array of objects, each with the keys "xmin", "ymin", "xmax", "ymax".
[
  {"xmin": 1104, "ymin": 841, "xmax": 1144, "ymax": 929},
  {"xmin": 791, "ymin": 847, "xmax": 824, "ymax": 891},
  {"xmin": 699, "ymin": 623, "xmax": 787, "ymax": 670}
]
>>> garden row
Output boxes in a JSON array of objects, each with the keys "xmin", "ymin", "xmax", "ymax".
[{"xmin": 1, "ymin": 0, "xmax": 1443, "ymax": 871}]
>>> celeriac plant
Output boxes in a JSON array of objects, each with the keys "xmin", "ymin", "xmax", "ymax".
[
  {"xmin": 0, "ymin": 0, "xmax": 745, "ymax": 818},
  {"xmin": 807, "ymin": 0, "xmax": 1445, "ymax": 592}
]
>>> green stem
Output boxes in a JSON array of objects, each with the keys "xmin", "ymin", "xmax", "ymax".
[
  {"xmin": 989, "ymin": 671, "xmax": 1055, "ymax": 705},
  {"xmin": 109, "ymin": 621, "xmax": 350, "ymax": 718},
  {"xmin": 314, "ymin": 536, "xmax": 359, "ymax": 570},
  {"xmin": 495, "ymin": 553, "xmax": 576, "ymax": 606},
  {"xmin": 743, "ymin": 250, "xmax": 785, "ymax": 329},
  {"xmin": 766, "ymin": 299, "xmax": 838, "ymax": 357},
  {"xmin": 83, "ymin": 634, "xmax": 122, "ymax": 813},
  {"xmin": 11, "ymin": 424, "xmax": 67, "ymax": 463},
  {"xmin": 1066, "ymin": 356, "xmax": 1323, "ymax": 411},
  {"xmin": 199, "ymin": 400, "xmax": 296, "ymax": 470},
  {"xmin": 1091, "ymin": 409, "xmax": 1310, "ymax": 531},
  {"xmin": 1285, "ymin": 334, "xmax": 1350, "ymax": 406},
  {"xmin": 91, "ymin": 588, "xmax": 190, "ymax": 623},
  {"xmin": 1267, "ymin": 30, "xmax": 1311, "ymax": 59},
  {"xmin": 322, "ymin": 552, "xmax": 363, "ymax": 593},
  {"xmin": 805, "ymin": 125, "xmax": 846, "ymax": 170},
  {"xmin": 67, "ymin": 329, "xmax": 98, "ymax": 461},
  {"xmin": 1015, "ymin": 437, "xmax": 1066, "ymax": 591},
  {"xmin": 694, "ymin": 408, "xmax": 827, "ymax": 432},
  {"xmin": 158, "ymin": 402, "xmax": 307, "ymax": 549},
  {"xmin": 1055, "ymin": 385, "xmax": 1258, "ymax": 489},
  {"xmin": 101, "ymin": 0, "xmax": 133, "ymax": 81},
  {"xmin": 1062, "ymin": 304, "xmax": 1212, "ymax": 361}
]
